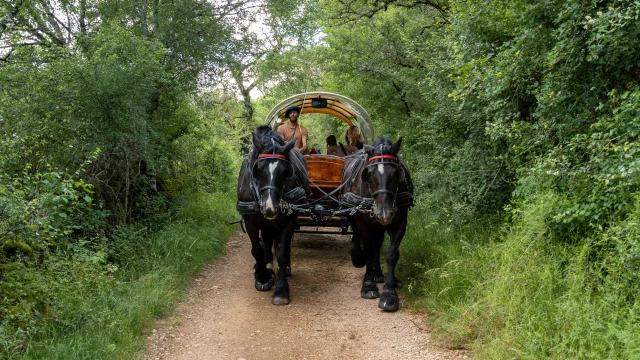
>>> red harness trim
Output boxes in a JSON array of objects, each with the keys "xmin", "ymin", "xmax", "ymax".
[
  {"xmin": 369, "ymin": 155, "xmax": 397, "ymax": 162},
  {"xmin": 258, "ymin": 154, "xmax": 286, "ymax": 159}
]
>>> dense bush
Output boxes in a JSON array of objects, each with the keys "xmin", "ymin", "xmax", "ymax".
[
  {"xmin": 1, "ymin": 193, "xmax": 235, "ymax": 359},
  {"xmin": 0, "ymin": 0, "xmax": 244, "ymax": 357},
  {"xmin": 318, "ymin": 0, "xmax": 640, "ymax": 357}
]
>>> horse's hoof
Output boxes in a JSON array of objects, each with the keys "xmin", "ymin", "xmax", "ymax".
[
  {"xmin": 272, "ymin": 296, "xmax": 290, "ymax": 305},
  {"xmin": 285, "ymin": 265, "xmax": 292, "ymax": 277},
  {"xmin": 361, "ymin": 290, "xmax": 380, "ymax": 299},
  {"xmin": 361, "ymin": 280, "xmax": 378, "ymax": 299},
  {"xmin": 350, "ymin": 249, "xmax": 365, "ymax": 268},
  {"xmin": 378, "ymin": 292, "xmax": 400, "ymax": 312},
  {"xmin": 255, "ymin": 278, "xmax": 274, "ymax": 292}
]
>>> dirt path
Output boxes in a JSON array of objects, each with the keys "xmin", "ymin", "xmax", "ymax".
[{"xmin": 144, "ymin": 230, "xmax": 467, "ymax": 360}]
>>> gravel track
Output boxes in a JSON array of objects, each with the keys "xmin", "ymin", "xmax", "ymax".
[{"xmin": 144, "ymin": 230, "xmax": 468, "ymax": 360}]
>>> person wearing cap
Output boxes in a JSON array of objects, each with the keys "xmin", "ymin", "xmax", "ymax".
[{"xmin": 277, "ymin": 106, "xmax": 309, "ymax": 153}]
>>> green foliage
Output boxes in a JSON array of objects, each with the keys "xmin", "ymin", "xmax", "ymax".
[
  {"xmin": 318, "ymin": 0, "xmax": 640, "ymax": 357},
  {"xmin": 0, "ymin": 1, "xmax": 244, "ymax": 357},
  {"xmin": 0, "ymin": 153, "xmax": 104, "ymax": 259},
  {"xmin": 168, "ymin": 94, "xmax": 243, "ymax": 194},
  {"xmin": 0, "ymin": 193, "xmax": 236, "ymax": 359},
  {"xmin": 3, "ymin": 0, "xmax": 639, "ymax": 357},
  {"xmin": 460, "ymin": 195, "xmax": 640, "ymax": 359}
]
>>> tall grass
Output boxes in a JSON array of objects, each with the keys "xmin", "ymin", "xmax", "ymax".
[
  {"xmin": 397, "ymin": 205, "xmax": 497, "ymax": 348},
  {"xmin": 4, "ymin": 192, "xmax": 236, "ymax": 360},
  {"xmin": 400, "ymin": 194, "xmax": 640, "ymax": 358}
]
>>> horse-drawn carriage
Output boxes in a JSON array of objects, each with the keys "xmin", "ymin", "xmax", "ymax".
[
  {"xmin": 236, "ymin": 92, "xmax": 413, "ymax": 311},
  {"xmin": 263, "ymin": 92, "xmax": 376, "ymax": 234}
]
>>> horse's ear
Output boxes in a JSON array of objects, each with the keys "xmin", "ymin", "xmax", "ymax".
[
  {"xmin": 391, "ymin": 137, "xmax": 403, "ymax": 155},
  {"xmin": 362, "ymin": 167, "xmax": 371, "ymax": 182},
  {"xmin": 252, "ymin": 133, "xmax": 263, "ymax": 153},
  {"xmin": 363, "ymin": 145, "xmax": 375, "ymax": 157},
  {"xmin": 280, "ymin": 137, "xmax": 296, "ymax": 154}
]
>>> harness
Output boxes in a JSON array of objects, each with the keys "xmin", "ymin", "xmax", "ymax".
[
  {"xmin": 253, "ymin": 153, "xmax": 288, "ymax": 198},
  {"xmin": 366, "ymin": 155, "xmax": 402, "ymax": 199},
  {"xmin": 339, "ymin": 153, "xmax": 414, "ymax": 217},
  {"xmin": 236, "ymin": 142, "xmax": 308, "ymax": 216},
  {"xmin": 237, "ymin": 146, "xmax": 414, "ymax": 218}
]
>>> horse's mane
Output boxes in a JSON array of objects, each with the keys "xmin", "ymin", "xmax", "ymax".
[{"xmin": 253, "ymin": 125, "xmax": 285, "ymax": 155}]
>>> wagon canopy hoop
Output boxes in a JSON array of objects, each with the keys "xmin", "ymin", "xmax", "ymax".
[{"xmin": 265, "ymin": 91, "xmax": 374, "ymax": 144}]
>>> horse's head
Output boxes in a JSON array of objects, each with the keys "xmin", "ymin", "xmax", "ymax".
[
  {"xmin": 362, "ymin": 137, "xmax": 404, "ymax": 225},
  {"xmin": 251, "ymin": 127, "xmax": 297, "ymax": 220}
]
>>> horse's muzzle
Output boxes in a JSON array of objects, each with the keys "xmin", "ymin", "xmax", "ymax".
[
  {"xmin": 375, "ymin": 205, "xmax": 395, "ymax": 225},
  {"xmin": 261, "ymin": 194, "xmax": 279, "ymax": 220},
  {"xmin": 374, "ymin": 194, "xmax": 396, "ymax": 225},
  {"xmin": 263, "ymin": 209, "xmax": 277, "ymax": 220},
  {"xmin": 377, "ymin": 213, "xmax": 394, "ymax": 225}
]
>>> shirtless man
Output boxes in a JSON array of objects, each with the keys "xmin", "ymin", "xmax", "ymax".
[{"xmin": 277, "ymin": 106, "xmax": 309, "ymax": 153}]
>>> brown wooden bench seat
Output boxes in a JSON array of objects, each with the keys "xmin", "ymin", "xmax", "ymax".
[{"xmin": 304, "ymin": 154, "xmax": 345, "ymax": 200}]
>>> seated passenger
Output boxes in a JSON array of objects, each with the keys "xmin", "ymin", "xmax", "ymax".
[
  {"xmin": 344, "ymin": 126, "xmax": 365, "ymax": 154},
  {"xmin": 277, "ymin": 106, "xmax": 309, "ymax": 153},
  {"xmin": 326, "ymin": 135, "xmax": 346, "ymax": 156}
]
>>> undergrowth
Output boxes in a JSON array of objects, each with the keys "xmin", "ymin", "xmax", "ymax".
[
  {"xmin": 0, "ymin": 192, "xmax": 236, "ymax": 360},
  {"xmin": 400, "ymin": 194, "xmax": 640, "ymax": 359}
]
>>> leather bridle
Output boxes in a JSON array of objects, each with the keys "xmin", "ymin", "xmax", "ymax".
[
  {"xmin": 251, "ymin": 143, "xmax": 291, "ymax": 202},
  {"xmin": 365, "ymin": 155, "xmax": 403, "ymax": 199}
]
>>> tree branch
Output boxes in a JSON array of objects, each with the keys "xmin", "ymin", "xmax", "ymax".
[
  {"xmin": 392, "ymin": 80, "xmax": 411, "ymax": 117},
  {"xmin": 328, "ymin": 0, "xmax": 449, "ymax": 26}
]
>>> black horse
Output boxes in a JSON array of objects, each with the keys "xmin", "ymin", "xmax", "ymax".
[
  {"xmin": 341, "ymin": 137, "xmax": 414, "ymax": 312},
  {"xmin": 237, "ymin": 126, "xmax": 309, "ymax": 305}
]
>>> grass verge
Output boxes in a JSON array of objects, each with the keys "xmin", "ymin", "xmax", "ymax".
[
  {"xmin": 3, "ymin": 192, "xmax": 236, "ymax": 360},
  {"xmin": 398, "ymin": 196, "xmax": 640, "ymax": 358}
]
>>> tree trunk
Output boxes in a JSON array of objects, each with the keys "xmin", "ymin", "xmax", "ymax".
[
  {"xmin": 151, "ymin": 0, "xmax": 159, "ymax": 36},
  {"xmin": 79, "ymin": 0, "xmax": 87, "ymax": 34},
  {"xmin": 141, "ymin": 0, "xmax": 150, "ymax": 38},
  {"xmin": 39, "ymin": 0, "xmax": 66, "ymax": 45},
  {"xmin": 233, "ymin": 70, "xmax": 255, "ymax": 123}
]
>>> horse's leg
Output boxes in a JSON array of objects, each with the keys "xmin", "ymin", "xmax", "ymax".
[
  {"xmin": 261, "ymin": 227, "xmax": 276, "ymax": 280},
  {"xmin": 350, "ymin": 217, "xmax": 366, "ymax": 268},
  {"xmin": 272, "ymin": 217, "xmax": 296, "ymax": 305},
  {"xmin": 372, "ymin": 236, "xmax": 385, "ymax": 283},
  {"xmin": 265, "ymin": 228, "xmax": 291, "ymax": 279},
  {"xmin": 246, "ymin": 219, "xmax": 274, "ymax": 291},
  {"xmin": 271, "ymin": 231, "xmax": 292, "ymax": 277},
  {"xmin": 358, "ymin": 220, "xmax": 382, "ymax": 299},
  {"xmin": 378, "ymin": 209, "xmax": 408, "ymax": 312},
  {"xmin": 285, "ymin": 255, "xmax": 293, "ymax": 277}
]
